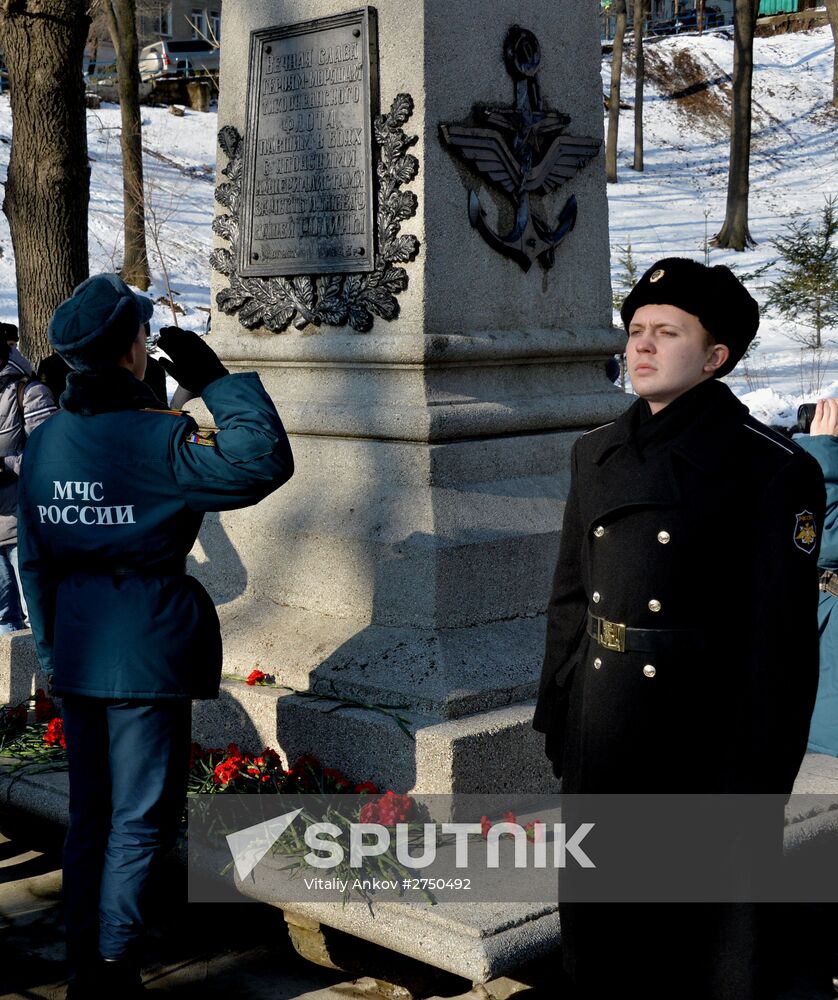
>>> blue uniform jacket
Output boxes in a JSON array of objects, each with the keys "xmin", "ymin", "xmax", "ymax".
[
  {"xmin": 798, "ymin": 433, "xmax": 838, "ymax": 756},
  {"xmin": 17, "ymin": 368, "xmax": 293, "ymax": 700}
]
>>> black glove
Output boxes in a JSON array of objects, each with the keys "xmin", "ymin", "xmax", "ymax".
[{"xmin": 156, "ymin": 327, "xmax": 229, "ymax": 396}]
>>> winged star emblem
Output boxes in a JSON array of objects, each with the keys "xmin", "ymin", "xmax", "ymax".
[{"xmin": 439, "ymin": 25, "xmax": 600, "ymax": 272}]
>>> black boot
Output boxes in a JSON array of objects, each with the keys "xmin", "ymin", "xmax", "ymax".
[
  {"xmin": 64, "ymin": 956, "xmax": 102, "ymax": 999},
  {"xmin": 65, "ymin": 958, "xmax": 145, "ymax": 999},
  {"xmin": 99, "ymin": 959, "xmax": 145, "ymax": 995},
  {"xmin": 65, "ymin": 973, "xmax": 96, "ymax": 999}
]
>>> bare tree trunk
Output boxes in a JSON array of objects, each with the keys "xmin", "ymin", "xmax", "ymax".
[
  {"xmin": 827, "ymin": 0, "xmax": 838, "ymax": 109},
  {"xmin": 606, "ymin": 0, "xmax": 627, "ymax": 184},
  {"xmin": 697, "ymin": 0, "xmax": 706, "ymax": 33},
  {"xmin": 102, "ymin": 0, "xmax": 150, "ymax": 290},
  {"xmin": 632, "ymin": 0, "xmax": 646, "ymax": 171},
  {"xmin": 0, "ymin": 0, "xmax": 90, "ymax": 364},
  {"xmin": 712, "ymin": 0, "xmax": 759, "ymax": 251}
]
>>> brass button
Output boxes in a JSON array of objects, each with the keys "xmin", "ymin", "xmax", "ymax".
[
  {"xmin": 594, "ymin": 526, "xmax": 605, "ymax": 538},
  {"xmin": 643, "ymin": 664, "xmax": 656, "ymax": 678},
  {"xmin": 592, "ymin": 591, "xmax": 601, "ymax": 604},
  {"xmin": 648, "ymin": 599, "xmax": 661, "ymax": 613},
  {"xmin": 593, "ymin": 657, "xmax": 602, "ymax": 670},
  {"xmin": 657, "ymin": 530, "xmax": 671, "ymax": 544}
]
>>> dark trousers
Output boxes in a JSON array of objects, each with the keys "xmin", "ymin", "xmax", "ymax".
[{"xmin": 61, "ymin": 696, "xmax": 191, "ymax": 964}]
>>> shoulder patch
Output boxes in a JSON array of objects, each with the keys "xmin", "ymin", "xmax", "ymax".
[
  {"xmin": 794, "ymin": 510, "xmax": 818, "ymax": 554},
  {"xmin": 185, "ymin": 426, "xmax": 218, "ymax": 448}
]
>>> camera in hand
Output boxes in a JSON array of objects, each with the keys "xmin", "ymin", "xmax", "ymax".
[{"xmin": 794, "ymin": 403, "xmax": 817, "ymax": 435}]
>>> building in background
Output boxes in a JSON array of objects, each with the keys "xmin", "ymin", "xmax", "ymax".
[
  {"xmin": 137, "ymin": 2, "xmax": 222, "ymax": 47},
  {"xmin": 648, "ymin": 0, "xmax": 734, "ymax": 20},
  {"xmin": 86, "ymin": 2, "xmax": 222, "ymax": 73}
]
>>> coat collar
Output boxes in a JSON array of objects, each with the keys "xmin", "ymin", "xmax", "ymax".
[
  {"xmin": 61, "ymin": 367, "xmax": 163, "ymax": 415},
  {"xmin": 591, "ymin": 379, "xmax": 748, "ymax": 474},
  {"xmin": 580, "ymin": 381, "xmax": 750, "ymax": 526}
]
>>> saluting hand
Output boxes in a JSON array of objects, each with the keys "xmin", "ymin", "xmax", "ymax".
[
  {"xmin": 810, "ymin": 397, "xmax": 838, "ymax": 437},
  {"xmin": 156, "ymin": 327, "xmax": 229, "ymax": 396}
]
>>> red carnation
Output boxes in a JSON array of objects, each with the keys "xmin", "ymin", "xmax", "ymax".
[
  {"xmin": 355, "ymin": 781, "xmax": 379, "ymax": 795},
  {"xmin": 246, "ymin": 669, "xmax": 266, "ymax": 686},
  {"xmin": 323, "ymin": 766, "xmax": 351, "ymax": 791},
  {"xmin": 373, "ymin": 791, "xmax": 413, "ymax": 825},
  {"xmin": 43, "ymin": 717, "xmax": 66, "ymax": 749},
  {"xmin": 359, "ymin": 800, "xmax": 379, "ymax": 824},
  {"xmin": 292, "ymin": 753, "xmax": 321, "ymax": 776},
  {"xmin": 213, "ymin": 758, "xmax": 243, "ymax": 785}
]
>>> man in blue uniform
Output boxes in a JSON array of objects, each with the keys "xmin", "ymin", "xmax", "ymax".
[{"xmin": 17, "ymin": 273, "xmax": 294, "ymax": 996}]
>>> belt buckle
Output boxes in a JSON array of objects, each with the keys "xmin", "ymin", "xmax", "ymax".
[{"xmin": 596, "ymin": 616, "xmax": 626, "ymax": 653}]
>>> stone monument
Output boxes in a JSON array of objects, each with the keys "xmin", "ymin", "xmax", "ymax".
[
  {"xmin": 191, "ymin": 0, "xmax": 626, "ymax": 808},
  {"xmin": 185, "ymin": 0, "xmax": 627, "ymax": 982}
]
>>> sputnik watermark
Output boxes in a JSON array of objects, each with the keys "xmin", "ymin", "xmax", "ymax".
[
  {"xmin": 189, "ymin": 793, "xmax": 838, "ymax": 904},
  {"xmin": 225, "ymin": 807, "xmax": 303, "ymax": 879},
  {"xmin": 225, "ymin": 810, "xmax": 596, "ymax": 874}
]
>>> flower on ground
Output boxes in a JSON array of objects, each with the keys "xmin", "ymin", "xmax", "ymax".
[
  {"xmin": 43, "ymin": 717, "xmax": 66, "ymax": 749},
  {"xmin": 253, "ymin": 748, "xmax": 282, "ymax": 769},
  {"xmin": 213, "ymin": 755, "xmax": 245, "ymax": 786},
  {"xmin": 359, "ymin": 791, "xmax": 414, "ymax": 825},
  {"xmin": 186, "ymin": 740, "xmax": 382, "ymax": 800},
  {"xmin": 322, "ymin": 766, "xmax": 353, "ymax": 791},
  {"xmin": 246, "ymin": 669, "xmax": 275, "ymax": 686},
  {"xmin": 480, "ymin": 811, "xmax": 543, "ymax": 842}
]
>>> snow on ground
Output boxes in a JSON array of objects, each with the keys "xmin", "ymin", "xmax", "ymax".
[
  {"xmin": 604, "ymin": 24, "xmax": 838, "ymax": 425},
  {"xmin": 0, "ymin": 100, "xmax": 217, "ymax": 337},
  {"xmin": 0, "ymin": 25, "xmax": 835, "ymax": 427}
]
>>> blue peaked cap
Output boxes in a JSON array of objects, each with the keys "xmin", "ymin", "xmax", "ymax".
[{"xmin": 47, "ymin": 273, "xmax": 154, "ymax": 371}]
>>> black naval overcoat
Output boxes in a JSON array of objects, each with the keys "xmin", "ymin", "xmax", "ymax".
[{"xmin": 533, "ymin": 378, "xmax": 826, "ymax": 999}]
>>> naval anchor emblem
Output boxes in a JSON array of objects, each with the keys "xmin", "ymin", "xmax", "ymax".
[{"xmin": 439, "ymin": 25, "xmax": 600, "ymax": 272}]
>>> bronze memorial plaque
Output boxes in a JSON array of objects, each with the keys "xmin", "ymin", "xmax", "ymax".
[{"xmin": 239, "ymin": 8, "xmax": 377, "ymax": 277}]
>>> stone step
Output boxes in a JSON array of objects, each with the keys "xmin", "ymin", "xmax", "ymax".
[
  {"xmin": 0, "ymin": 631, "xmax": 558, "ymax": 795},
  {"xmin": 192, "ymin": 680, "xmax": 556, "ymax": 795}
]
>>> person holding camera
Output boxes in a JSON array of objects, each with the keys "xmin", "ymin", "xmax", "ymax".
[
  {"xmin": 16, "ymin": 273, "xmax": 294, "ymax": 997},
  {"xmin": 795, "ymin": 397, "xmax": 838, "ymax": 758}
]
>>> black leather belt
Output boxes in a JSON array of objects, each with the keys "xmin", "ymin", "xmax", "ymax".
[
  {"xmin": 71, "ymin": 557, "xmax": 187, "ymax": 578},
  {"xmin": 587, "ymin": 611, "xmax": 701, "ymax": 654}
]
